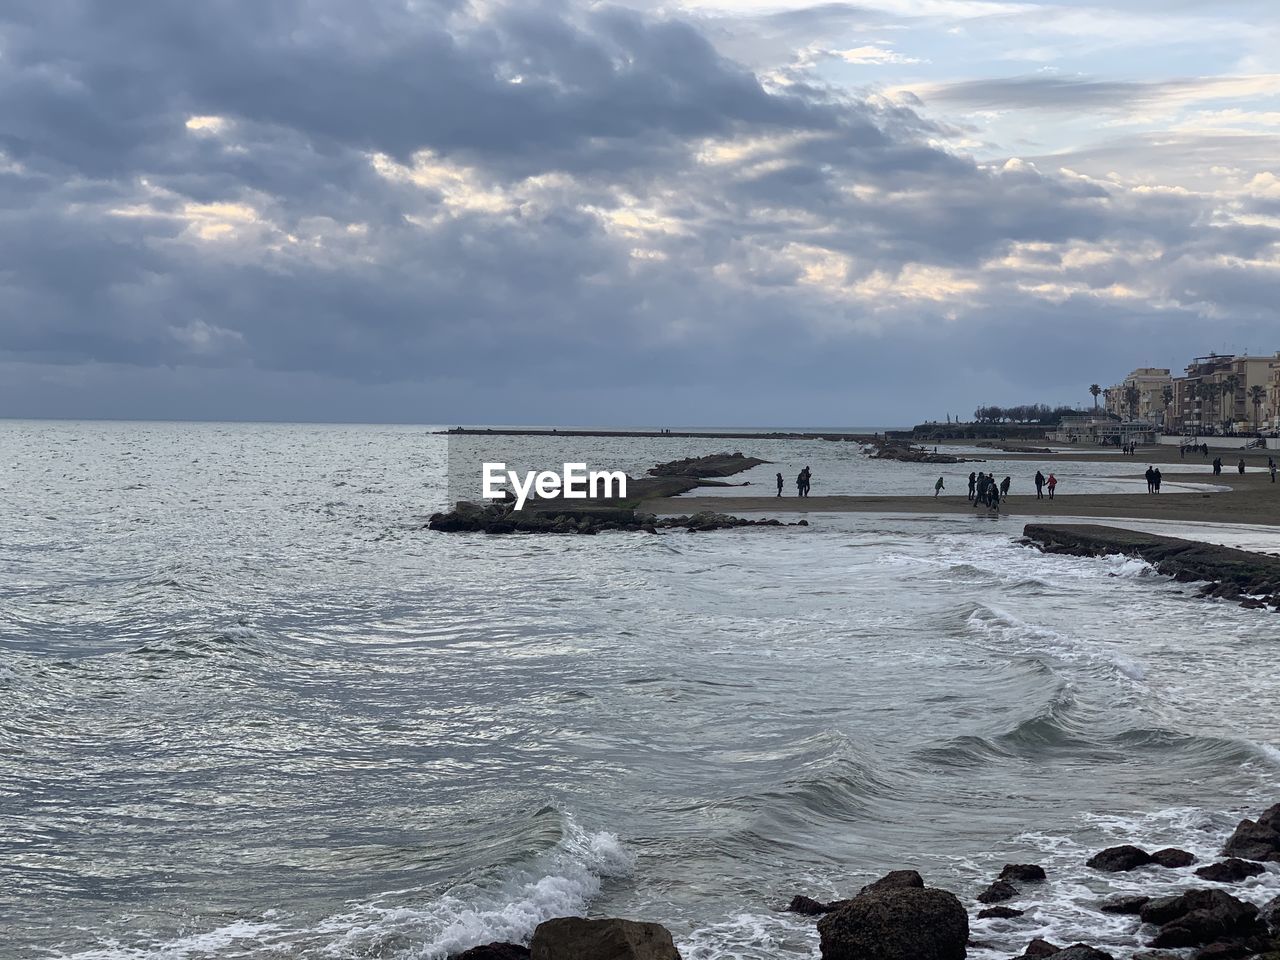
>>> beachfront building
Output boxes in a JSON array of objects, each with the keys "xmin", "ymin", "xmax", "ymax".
[
  {"xmin": 1102, "ymin": 369, "xmax": 1172, "ymax": 426},
  {"xmin": 1173, "ymin": 354, "xmax": 1275, "ymax": 435},
  {"xmin": 1268, "ymin": 354, "xmax": 1280, "ymax": 432},
  {"xmin": 1050, "ymin": 415, "xmax": 1155, "ymax": 446}
]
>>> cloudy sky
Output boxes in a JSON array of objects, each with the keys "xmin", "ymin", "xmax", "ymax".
[{"xmin": 2, "ymin": 0, "xmax": 1278, "ymax": 426}]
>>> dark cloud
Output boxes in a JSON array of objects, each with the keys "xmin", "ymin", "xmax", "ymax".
[{"xmin": 0, "ymin": 0, "xmax": 1277, "ymax": 424}]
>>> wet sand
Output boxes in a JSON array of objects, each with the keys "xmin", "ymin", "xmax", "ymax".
[{"xmin": 645, "ymin": 471, "xmax": 1280, "ymax": 526}]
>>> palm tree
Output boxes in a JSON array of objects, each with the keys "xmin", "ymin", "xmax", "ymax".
[
  {"xmin": 1089, "ymin": 384, "xmax": 1101, "ymax": 412},
  {"xmin": 1249, "ymin": 384, "xmax": 1266, "ymax": 431},
  {"xmin": 1221, "ymin": 374, "xmax": 1240, "ymax": 430},
  {"xmin": 1202, "ymin": 381, "xmax": 1221, "ymax": 433},
  {"xmin": 1161, "ymin": 384, "xmax": 1174, "ymax": 429},
  {"xmin": 1124, "ymin": 385, "xmax": 1141, "ymax": 421}
]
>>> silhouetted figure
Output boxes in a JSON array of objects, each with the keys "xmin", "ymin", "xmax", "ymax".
[
  {"xmin": 1034, "ymin": 470, "xmax": 1046, "ymax": 500},
  {"xmin": 1270, "ymin": 458, "xmax": 1277, "ymax": 483},
  {"xmin": 795, "ymin": 470, "xmax": 805, "ymax": 497},
  {"xmin": 934, "ymin": 476, "xmax": 945, "ymax": 498},
  {"xmin": 1046, "ymin": 473, "xmax": 1057, "ymax": 499},
  {"xmin": 1000, "ymin": 476, "xmax": 1011, "ymax": 498},
  {"xmin": 967, "ymin": 471, "xmax": 977, "ymax": 501},
  {"xmin": 776, "ymin": 472, "xmax": 784, "ymax": 497},
  {"xmin": 1153, "ymin": 467, "xmax": 1162, "ymax": 493},
  {"xmin": 1144, "ymin": 466, "xmax": 1155, "ymax": 494},
  {"xmin": 1238, "ymin": 458, "xmax": 1246, "ymax": 475}
]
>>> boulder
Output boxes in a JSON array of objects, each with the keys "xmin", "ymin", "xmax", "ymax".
[
  {"xmin": 1100, "ymin": 895, "xmax": 1150, "ymax": 915},
  {"xmin": 530, "ymin": 918, "xmax": 681, "ymax": 960},
  {"xmin": 1192, "ymin": 938, "xmax": 1274, "ymax": 960},
  {"xmin": 1054, "ymin": 947, "xmax": 1116, "ymax": 960},
  {"xmin": 788, "ymin": 895, "xmax": 838, "ymax": 916},
  {"xmin": 1087, "ymin": 845, "xmax": 1153, "ymax": 872},
  {"xmin": 999, "ymin": 864, "xmax": 1047, "ymax": 882},
  {"xmin": 858, "ymin": 869, "xmax": 925, "ymax": 895},
  {"xmin": 817, "ymin": 886, "xmax": 968, "ymax": 960},
  {"xmin": 1260, "ymin": 894, "xmax": 1280, "ymax": 933},
  {"xmin": 1222, "ymin": 811, "xmax": 1280, "ymax": 862},
  {"xmin": 978, "ymin": 906, "xmax": 1024, "ymax": 919},
  {"xmin": 978, "ymin": 880, "xmax": 1020, "ymax": 904},
  {"xmin": 1151, "ymin": 848, "xmax": 1197, "ymax": 868},
  {"xmin": 1195, "ymin": 858, "xmax": 1267, "ymax": 883},
  {"xmin": 1140, "ymin": 889, "xmax": 1257, "ymax": 930},
  {"xmin": 453, "ymin": 945, "xmax": 531, "ymax": 960},
  {"xmin": 1148, "ymin": 893, "xmax": 1263, "ymax": 949},
  {"xmin": 1014, "ymin": 939, "xmax": 1061, "ymax": 958}
]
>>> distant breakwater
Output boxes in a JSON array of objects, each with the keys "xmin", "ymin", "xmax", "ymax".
[{"xmin": 441, "ymin": 427, "xmax": 876, "ymax": 442}]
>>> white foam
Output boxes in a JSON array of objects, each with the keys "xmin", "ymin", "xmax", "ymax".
[
  {"xmin": 314, "ymin": 820, "xmax": 633, "ymax": 959},
  {"xmin": 53, "ymin": 919, "xmax": 284, "ymax": 960},
  {"xmin": 678, "ymin": 912, "xmax": 816, "ymax": 960}
]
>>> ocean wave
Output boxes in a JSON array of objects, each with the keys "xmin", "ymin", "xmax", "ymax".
[
  {"xmin": 51, "ymin": 918, "xmax": 286, "ymax": 960},
  {"xmin": 50, "ymin": 815, "xmax": 632, "ymax": 960},
  {"xmin": 313, "ymin": 815, "xmax": 633, "ymax": 959},
  {"xmin": 966, "ymin": 605, "xmax": 1148, "ymax": 686}
]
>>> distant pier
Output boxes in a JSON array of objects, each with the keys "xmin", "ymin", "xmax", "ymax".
[{"xmin": 439, "ymin": 427, "xmax": 875, "ymax": 441}]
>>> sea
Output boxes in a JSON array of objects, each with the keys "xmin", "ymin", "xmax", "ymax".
[{"xmin": 2, "ymin": 420, "xmax": 1278, "ymax": 960}]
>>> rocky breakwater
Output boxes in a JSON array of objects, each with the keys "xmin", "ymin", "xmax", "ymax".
[
  {"xmin": 646, "ymin": 451, "xmax": 767, "ymax": 479},
  {"xmin": 867, "ymin": 438, "xmax": 974, "ymax": 464},
  {"xmin": 1022, "ymin": 524, "xmax": 1280, "ymax": 613},
  {"xmin": 427, "ymin": 500, "xmax": 808, "ymax": 535},
  {"xmin": 451, "ymin": 803, "xmax": 1280, "ymax": 960},
  {"xmin": 428, "ymin": 453, "xmax": 793, "ymax": 534}
]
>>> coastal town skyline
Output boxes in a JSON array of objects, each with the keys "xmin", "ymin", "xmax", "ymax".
[{"xmin": 2, "ymin": 0, "xmax": 1279, "ymax": 426}]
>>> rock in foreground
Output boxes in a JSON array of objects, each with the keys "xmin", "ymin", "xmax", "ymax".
[
  {"xmin": 530, "ymin": 918, "xmax": 681, "ymax": 960},
  {"xmin": 817, "ymin": 886, "xmax": 968, "ymax": 960}
]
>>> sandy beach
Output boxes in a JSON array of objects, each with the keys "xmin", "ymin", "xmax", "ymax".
[{"xmin": 647, "ymin": 469, "xmax": 1280, "ymax": 526}]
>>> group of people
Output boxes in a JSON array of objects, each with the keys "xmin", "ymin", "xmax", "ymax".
[
  {"xmin": 1120, "ymin": 442, "xmax": 1139, "ymax": 456},
  {"xmin": 964, "ymin": 471, "xmax": 1013, "ymax": 509},
  {"xmin": 1179, "ymin": 443, "xmax": 1211, "ymax": 458},
  {"xmin": 1143, "ymin": 465, "xmax": 1163, "ymax": 493},
  {"xmin": 776, "ymin": 467, "xmax": 813, "ymax": 497}
]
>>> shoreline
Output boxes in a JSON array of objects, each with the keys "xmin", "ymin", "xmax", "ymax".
[{"xmin": 644, "ymin": 473, "xmax": 1280, "ymax": 526}]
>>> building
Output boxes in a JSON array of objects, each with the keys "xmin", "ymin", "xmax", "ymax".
[
  {"xmin": 1268, "ymin": 354, "xmax": 1280, "ymax": 432},
  {"xmin": 1102, "ymin": 368, "xmax": 1172, "ymax": 426},
  {"xmin": 1172, "ymin": 354, "xmax": 1274, "ymax": 435}
]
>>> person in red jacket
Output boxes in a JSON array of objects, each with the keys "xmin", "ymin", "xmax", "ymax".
[{"xmin": 1046, "ymin": 473, "xmax": 1058, "ymax": 499}]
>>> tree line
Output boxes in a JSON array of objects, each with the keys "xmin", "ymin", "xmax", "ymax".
[{"xmin": 971, "ymin": 404, "xmax": 1081, "ymax": 424}]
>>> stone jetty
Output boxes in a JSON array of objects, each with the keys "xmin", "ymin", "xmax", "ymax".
[{"xmin": 1023, "ymin": 524, "xmax": 1280, "ymax": 612}]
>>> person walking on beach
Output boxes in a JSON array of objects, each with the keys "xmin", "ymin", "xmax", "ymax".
[
  {"xmin": 795, "ymin": 469, "xmax": 805, "ymax": 497},
  {"xmin": 1034, "ymin": 470, "xmax": 1046, "ymax": 500},
  {"xmin": 967, "ymin": 471, "xmax": 977, "ymax": 501},
  {"xmin": 1144, "ymin": 466, "xmax": 1155, "ymax": 494},
  {"xmin": 1238, "ymin": 458, "xmax": 1246, "ymax": 475},
  {"xmin": 1271, "ymin": 458, "xmax": 1277, "ymax": 483},
  {"xmin": 1000, "ymin": 476, "xmax": 1011, "ymax": 498},
  {"xmin": 776, "ymin": 472, "xmax": 784, "ymax": 497},
  {"xmin": 1153, "ymin": 467, "xmax": 1162, "ymax": 493},
  {"xmin": 1213, "ymin": 457, "xmax": 1222, "ymax": 476},
  {"xmin": 934, "ymin": 476, "xmax": 945, "ymax": 498},
  {"xmin": 803, "ymin": 466, "xmax": 812, "ymax": 497},
  {"xmin": 1046, "ymin": 473, "xmax": 1058, "ymax": 499}
]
